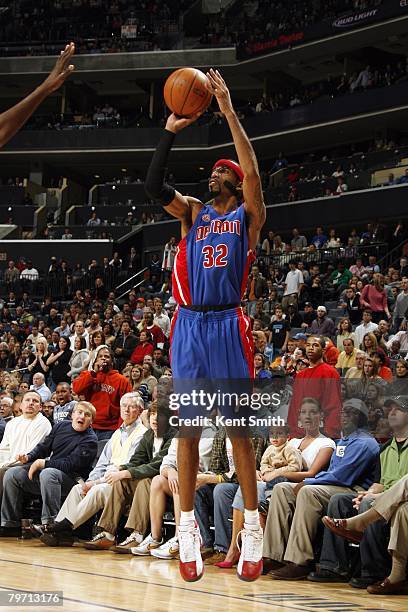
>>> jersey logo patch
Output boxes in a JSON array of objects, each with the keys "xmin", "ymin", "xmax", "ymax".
[{"xmin": 202, "ymin": 214, "xmax": 211, "ymax": 222}]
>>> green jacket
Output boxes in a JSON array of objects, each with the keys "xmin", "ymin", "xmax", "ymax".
[
  {"xmin": 120, "ymin": 427, "xmax": 176, "ymax": 480},
  {"xmin": 380, "ymin": 437, "xmax": 408, "ymax": 490}
]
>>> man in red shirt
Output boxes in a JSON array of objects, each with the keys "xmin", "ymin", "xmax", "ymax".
[
  {"xmin": 143, "ymin": 312, "xmax": 165, "ymax": 348},
  {"xmin": 287, "ymin": 335, "xmax": 341, "ymax": 438},
  {"xmin": 72, "ymin": 347, "xmax": 132, "ymax": 440}
]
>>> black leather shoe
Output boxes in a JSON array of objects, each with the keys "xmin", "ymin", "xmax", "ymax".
[
  {"xmin": 308, "ymin": 569, "xmax": 348, "ymax": 583},
  {"xmin": 40, "ymin": 531, "xmax": 74, "ymax": 547},
  {"xmin": 46, "ymin": 519, "xmax": 73, "ymax": 534},
  {"xmin": 349, "ymin": 576, "xmax": 383, "ymax": 589}
]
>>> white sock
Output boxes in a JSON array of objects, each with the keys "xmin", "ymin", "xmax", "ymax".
[
  {"xmin": 104, "ymin": 531, "xmax": 115, "ymax": 541},
  {"xmin": 180, "ymin": 510, "xmax": 195, "ymax": 527},
  {"xmin": 244, "ymin": 509, "xmax": 260, "ymax": 527}
]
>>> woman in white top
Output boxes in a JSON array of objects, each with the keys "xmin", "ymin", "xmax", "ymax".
[{"xmin": 215, "ymin": 397, "xmax": 335, "ymax": 568}]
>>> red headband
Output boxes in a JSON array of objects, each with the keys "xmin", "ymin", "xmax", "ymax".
[{"xmin": 212, "ymin": 159, "xmax": 244, "ymax": 182}]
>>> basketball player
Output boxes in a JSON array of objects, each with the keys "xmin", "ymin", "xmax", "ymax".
[
  {"xmin": 0, "ymin": 43, "xmax": 75, "ymax": 149},
  {"xmin": 145, "ymin": 69, "xmax": 266, "ymax": 582}
]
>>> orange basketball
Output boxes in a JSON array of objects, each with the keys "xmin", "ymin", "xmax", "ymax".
[{"xmin": 164, "ymin": 67, "xmax": 212, "ymax": 117}]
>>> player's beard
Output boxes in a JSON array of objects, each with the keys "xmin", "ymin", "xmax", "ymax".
[{"xmin": 209, "ymin": 185, "xmax": 221, "ymax": 198}]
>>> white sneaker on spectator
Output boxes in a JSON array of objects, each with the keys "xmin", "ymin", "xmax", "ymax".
[
  {"xmin": 150, "ymin": 535, "xmax": 179, "ymax": 559},
  {"xmin": 112, "ymin": 531, "xmax": 144, "ymax": 554},
  {"xmin": 131, "ymin": 533, "xmax": 163, "ymax": 556}
]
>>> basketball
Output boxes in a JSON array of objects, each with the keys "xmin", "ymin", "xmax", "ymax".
[{"xmin": 163, "ymin": 67, "xmax": 212, "ymax": 117}]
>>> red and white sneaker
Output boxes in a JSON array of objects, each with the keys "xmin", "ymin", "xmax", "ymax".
[
  {"xmin": 178, "ymin": 522, "xmax": 204, "ymax": 582},
  {"xmin": 236, "ymin": 524, "xmax": 263, "ymax": 582}
]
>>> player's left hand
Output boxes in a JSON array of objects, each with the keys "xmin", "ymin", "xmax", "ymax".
[
  {"xmin": 41, "ymin": 42, "xmax": 75, "ymax": 94},
  {"xmin": 206, "ymin": 69, "xmax": 233, "ymax": 116}
]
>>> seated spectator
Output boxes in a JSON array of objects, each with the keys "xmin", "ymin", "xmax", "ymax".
[
  {"xmin": 328, "ymin": 262, "xmax": 352, "ymax": 294},
  {"xmin": 42, "ymin": 400, "xmax": 56, "ymax": 424},
  {"xmin": 291, "ymin": 228, "xmax": 307, "ymax": 251},
  {"xmin": 287, "ymin": 336, "xmax": 341, "ymax": 438},
  {"xmin": 73, "ymin": 346, "xmax": 132, "ymax": 440},
  {"xmin": 390, "ymin": 359, "xmax": 408, "ymax": 394},
  {"xmin": 0, "ymin": 397, "xmax": 14, "ymax": 425},
  {"xmin": 311, "ymin": 227, "xmax": 327, "ymax": 249},
  {"xmin": 27, "ymin": 338, "xmax": 50, "ymax": 385},
  {"xmin": 141, "ymin": 363, "xmax": 158, "ymax": 399},
  {"xmin": 336, "ymin": 317, "xmax": 355, "ymax": 351},
  {"xmin": 86, "ymin": 211, "xmax": 101, "ymax": 227},
  {"xmin": 254, "ymin": 353, "xmax": 272, "ymax": 380},
  {"xmin": 325, "ymin": 229, "xmax": 342, "ymax": 249},
  {"xmin": 219, "ymin": 399, "xmax": 335, "ymax": 573},
  {"xmin": 267, "ymin": 305, "xmax": 289, "ymax": 360},
  {"xmin": 355, "ymin": 310, "xmax": 378, "ymax": 349},
  {"xmin": 46, "ymin": 337, "xmax": 72, "ymax": 385},
  {"xmin": 67, "ymin": 336, "xmax": 89, "ymax": 380},
  {"xmin": 193, "ymin": 427, "xmax": 265, "ymax": 567},
  {"xmin": 130, "ymin": 331, "xmax": 154, "ymax": 365},
  {"xmin": 52, "ymin": 383, "xmax": 76, "ymax": 423},
  {"xmin": 0, "ymin": 402, "xmax": 97, "ymax": 536},
  {"xmin": 372, "ymin": 351, "xmax": 393, "ymax": 382},
  {"xmin": 111, "ymin": 320, "xmax": 138, "ymax": 372},
  {"xmin": 78, "ymin": 402, "xmax": 175, "ymax": 552},
  {"xmin": 86, "ymin": 331, "xmax": 106, "ymax": 371},
  {"xmin": 310, "ymin": 306, "xmax": 335, "ymax": 338},
  {"xmin": 336, "ymin": 338, "xmax": 357, "ymax": 376},
  {"xmin": 20, "ymin": 260, "xmax": 39, "ymax": 281},
  {"xmin": 360, "ymin": 274, "xmax": 391, "ymax": 324},
  {"xmin": 312, "ymin": 396, "xmax": 408, "ymax": 589},
  {"xmin": 41, "ymin": 393, "xmax": 147, "ymax": 547},
  {"xmin": 341, "ymin": 287, "xmax": 362, "ymax": 325},
  {"xmin": 387, "ymin": 329, "xmax": 408, "ymax": 352},
  {"xmin": 131, "ymin": 425, "xmax": 214, "ymax": 560},
  {"xmin": 300, "ymin": 302, "xmax": 315, "ymax": 328},
  {"xmin": 69, "ymin": 319, "xmax": 89, "ymax": 351},
  {"xmin": 336, "ymin": 176, "xmax": 348, "ymax": 194},
  {"xmin": 263, "ymin": 399, "xmax": 379, "ymax": 580},
  {"xmin": 362, "ymin": 331, "xmax": 378, "ymax": 355},
  {"xmin": 0, "ymin": 391, "xmax": 51, "ymax": 501},
  {"xmin": 30, "ymin": 372, "xmax": 51, "ymax": 403}
]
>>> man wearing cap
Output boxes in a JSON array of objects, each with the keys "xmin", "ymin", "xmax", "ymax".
[
  {"xmin": 300, "ymin": 302, "xmax": 315, "ymax": 329},
  {"xmin": 310, "ymin": 306, "xmax": 335, "ymax": 338},
  {"xmin": 144, "ymin": 70, "xmax": 266, "ymax": 581},
  {"xmin": 264, "ymin": 398, "xmax": 379, "ymax": 580},
  {"xmin": 311, "ymin": 396, "xmax": 408, "ymax": 589}
]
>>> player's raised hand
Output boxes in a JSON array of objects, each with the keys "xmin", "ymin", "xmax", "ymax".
[
  {"xmin": 42, "ymin": 42, "xmax": 75, "ymax": 94},
  {"xmin": 165, "ymin": 112, "xmax": 201, "ymax": 134},
  {"xmin": 206, "ymin": 69, "xmax": 233, "ymax": 116}
]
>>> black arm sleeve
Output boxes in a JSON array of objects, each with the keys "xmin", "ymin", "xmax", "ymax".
[{"xmin": 144, "ymin": 129, "xmax": 176, "ymax": 206}]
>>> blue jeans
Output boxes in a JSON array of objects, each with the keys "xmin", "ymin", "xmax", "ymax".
[
  {"xmin": 232, "ymin": 481, "xmax": 268, "ymax": 512},
  {"xmin": 214, "ymin": 483, "xmax": 239, "ymax": 552},
  {"xmin": 1, "ymin": 465, "xmax": 76, "ymax": 526},
  {"xmin": 195, "ymin": 483, "xmax": 239, "ymax": 551},
  {"xmin": 93, "ymin": 429, "xmax": 114, "ymax": 441}
]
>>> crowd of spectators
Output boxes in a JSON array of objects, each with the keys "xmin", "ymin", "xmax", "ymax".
[
  {"xmin": 1, "ymin": 218, "xmax": 408, "ymax": 595},
  {"xmin": 0, "ymin": 0, "xmax": 193, "ymax": 56}
]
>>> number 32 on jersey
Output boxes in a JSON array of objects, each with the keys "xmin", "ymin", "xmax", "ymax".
[{"xmin": 202, "ymin": 244, "xmax": 229, "ymax": 268}]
